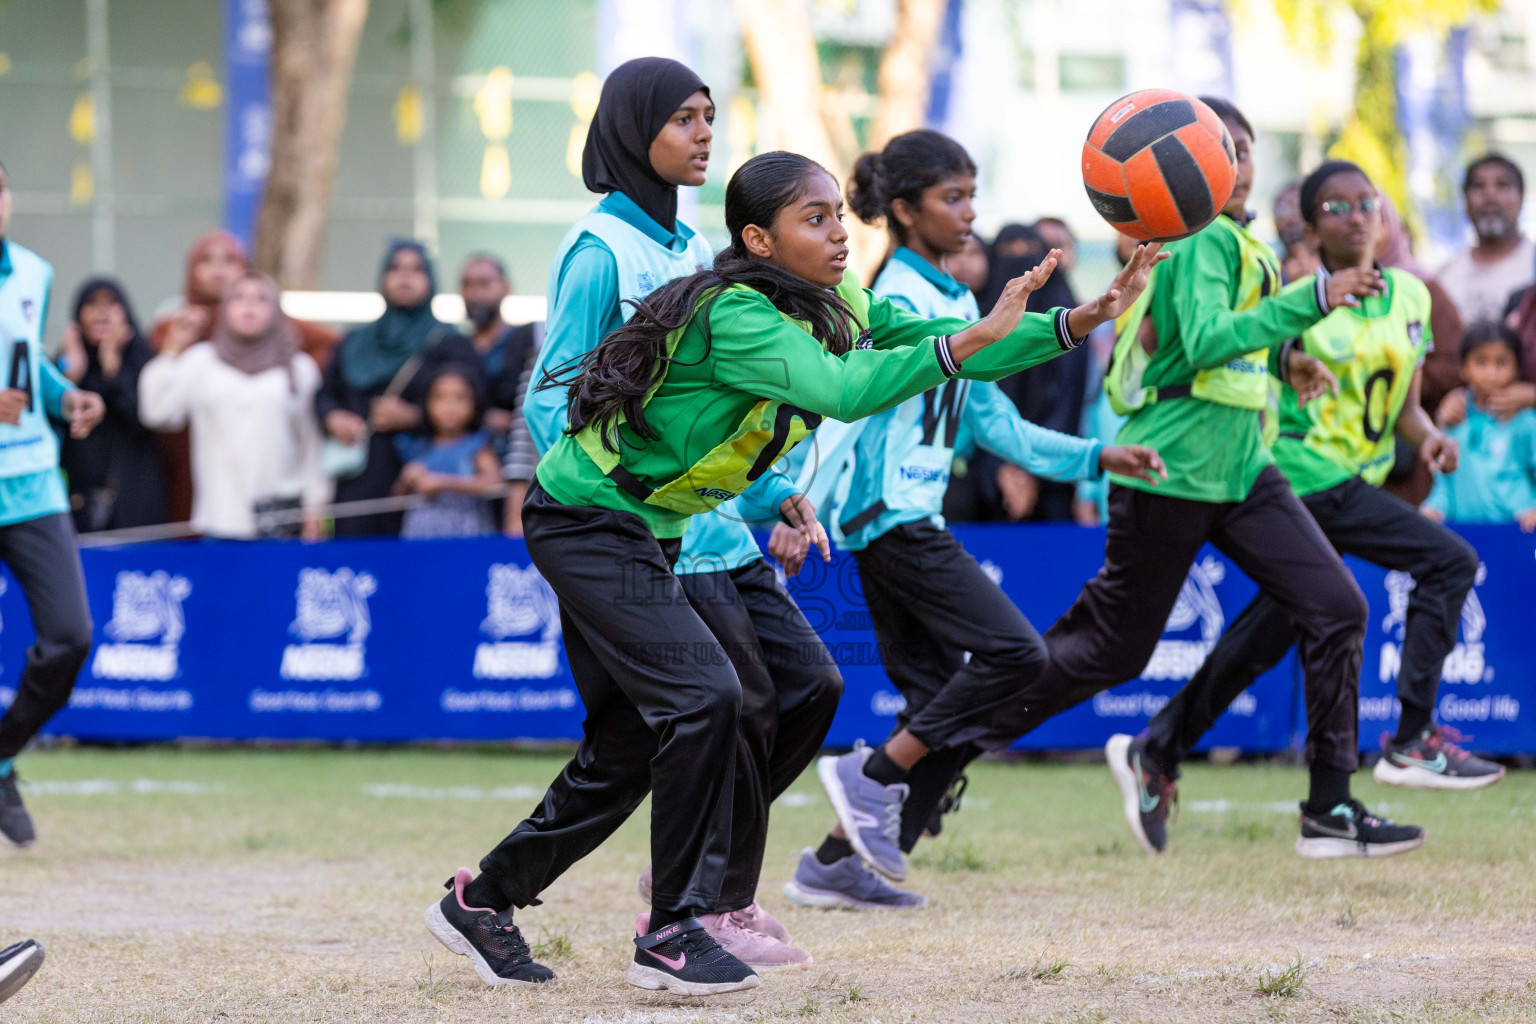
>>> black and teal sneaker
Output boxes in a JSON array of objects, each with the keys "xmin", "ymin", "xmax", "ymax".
[
  {"xmin": 1106, "ymin": 733, "xmax": 1176, "ymax": 854},
  {"xmin": 1296, "ymin": 799, "xmax": 1425, "ymax": 859},
  {"xmin": 1373, "ymin": 727, "xmax": 1505, "ymax": 791}
]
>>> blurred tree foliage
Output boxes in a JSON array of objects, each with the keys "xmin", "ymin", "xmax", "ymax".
[{"xmin": 1270, "ymin": 0, "xmax": 1496, "ymax": 228}]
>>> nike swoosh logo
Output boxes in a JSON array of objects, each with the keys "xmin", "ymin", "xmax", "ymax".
[
  {"xmin": 1133, "ymin": 754, "xmax": 1159, "ymax": 814},
  {"xmin": 1394, "ymin": 751, "xmax": 1447, "ymax": 773},
  {"xmin": 644, "ymin": 948, "xmax": 686, "ymax": 971},
  {"xmin": 1307, "ymin": 820, "xmax": 1358, "ymax": 840}
]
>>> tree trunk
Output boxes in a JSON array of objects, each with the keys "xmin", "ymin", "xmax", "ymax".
[
  {"xmin": 867, "ymin": 0, "xmax": 947, "ymax": 150},
  {"xmin": 734, "ymin": 0, "xmax": 946, "ymax": 279},
  {"xmin": 255, "ymin": 0, "xmax": 371, "ymax": 289}
]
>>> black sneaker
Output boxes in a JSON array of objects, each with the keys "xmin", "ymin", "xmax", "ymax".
[
  {"xmin": 626, "ymin": 916, "xmax": 760, "ymax": 996},
  {"xmin": 1373, "ymin": 727, "xmax": 1505, "ymax": 791},
  {"xmin": 1105, "ymin": 733, "xmax": 1176, "ymax": 854},
  {"xmin": 1296, "ymin": 799, "xmax": 1426, "ymax": 859},
  {"xmin": 922, "ymin": 773, "xmax": 969, "ymax": 839},
  {"xmin": 0, "ymin": 939, "xmax": 44, "ymax": 1006},
  {"xmin": 423, "ymin": 868, "xmax": 554, "ymax": 986},
  {"xmin": 0, "ymin": 771, "xmax": 35, "ymax": 847}
]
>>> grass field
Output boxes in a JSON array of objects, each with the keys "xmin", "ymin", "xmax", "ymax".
[{"xmin": 3, "ymin": 747, "xmax": 1535, "ymax": 1023}]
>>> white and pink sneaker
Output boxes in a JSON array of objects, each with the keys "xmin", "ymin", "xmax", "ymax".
[{"xmin": 635, "ymin": 910, "xmax": 811, "ymax": 970}]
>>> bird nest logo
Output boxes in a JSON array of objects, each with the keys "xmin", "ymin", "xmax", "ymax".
[
  {"xmin": 471, "ymin": 563, "xmax": 562, "ymax": 681},
  {"xmin": 1379, "ymin": 565, "xmax": 1490, "ymax": 686},
  {"xmin": 91, "ymin": 571, "xmax": 193, "ymax": 682},
  {"xmin": 279, "ymin": 568, "xmax": 376, "ymax": 682}
]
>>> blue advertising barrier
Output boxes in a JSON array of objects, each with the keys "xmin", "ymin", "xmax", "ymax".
[{"xmin": 1, "ymin": 524, "xmax": 1531, "ymax": 752}]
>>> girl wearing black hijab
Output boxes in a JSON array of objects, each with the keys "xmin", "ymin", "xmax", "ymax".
[
  {"xmin": 315, "ymin": 239, "xmax": 479, "ymax": 536},
  {"xmin": 57, "ymin": 277, "xmax": 167, "ymax": 531},
  {"xmin": 431, "ymin": 56, "xmax": 841, "ymax": 994},
  {"xmin": 972, "ymin": 224, "xmax": 1092, "ymax": 521}
]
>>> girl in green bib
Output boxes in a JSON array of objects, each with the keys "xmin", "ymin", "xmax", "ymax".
[
  {"xmin": 1123, "ymin": 161, "xmax": 1501, "ymax": 855},
  {"xmin": 443, "ymin": 150, "xmax": 1162, "ymax": 996},
  {"xmin": 975, "ymin": 100, "xmax": 1426, "ymax": 861}
]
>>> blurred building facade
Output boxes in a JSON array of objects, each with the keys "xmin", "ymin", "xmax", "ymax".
[{"xmin": 3, "ymin": 0, "xmax": 1536, "ymax": 333}]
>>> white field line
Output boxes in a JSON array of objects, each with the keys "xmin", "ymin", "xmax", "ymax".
[{"xmin": 20, "ymin": 778, "xmax": 226, "ymax": 796}]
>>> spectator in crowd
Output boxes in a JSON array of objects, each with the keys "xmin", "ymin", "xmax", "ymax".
[
  {"xmin": 457, "ymin": 253, "xmax": 541, "ymax": 535},
  {"xmin": 1371, "ymin": 195, "xmax": 1466, "ymax": 505},
  {"xmin": 394, "ymin": 366, "xmax": 502, "ymax": 539},
  {"xmin": 1033, "ymin": 215, "xmax": 1077, "ymax": 276},
  {"xmin": 1273, "ymin": 184, "xmax": 1320, "ymax": 283},
  {"xmin": 316, "ymin": 239, "xmax": 479, "ymax": 537},
  {"xmin": 973, "ymin": 222, "xmax": 1090, "ymax": 521},
  {"xmin": 149, "ymin": 230, "xmax": 338, "ymax": 524},
  {"xmin": 1424, "ymin": 322, "xmax": 1536, "ymax": 531},
  {"xmin": 56, "ymin": 278, "xmax": 166, "ymax": 532},
  {"xmin": 149, "ymin": 231, "xmax": 249, "ymax": 524},
  {"xmin": 1436, "ymin": 154, "xmax": 1534, "ymax": 327},
  {"xmin": 139, "ymin": 272, "xmax": 329, "ymax": 540}
]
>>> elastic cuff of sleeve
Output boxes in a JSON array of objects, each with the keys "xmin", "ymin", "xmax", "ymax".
[
  {"xmin": 1277, "ymin": 337, "xmax": 1298, "ymax": 385},
  {"xmin": 935, "ymin": 335, "xmax": 961, "ymax": 377},
  {"xmin": 1088, "ymin": 440, "xmax": 1106, "ymax": 479},
  {"xmin": 1314, "ymin": 274, "xmax": 1331, "ymax": 316},
  {"xmin": 1054, "ymin": 308, "xmax": 1086, "ymax": 351}
]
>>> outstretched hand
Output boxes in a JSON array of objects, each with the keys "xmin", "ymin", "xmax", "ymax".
[
  {"xmin": 1080, "ymin": 243, "xmax": 1168, "ymax": 326},
  {"xmin": 974, "ymin": 249, "xmax": 1062, "ymax": 344}
]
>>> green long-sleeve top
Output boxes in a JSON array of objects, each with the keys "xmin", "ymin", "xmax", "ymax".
[
  {"xmin": 536, "ymin": 279, "xmax": 1079, "ymax": 537},
  {"xmin": 1113, "ymin": 215, "xmax": 1330, "ymax": 503}
]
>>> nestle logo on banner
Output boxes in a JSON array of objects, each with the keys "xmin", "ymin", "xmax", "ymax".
[
  {"xmin": 1370, "ymin": 564, "xmax": 1518, "ymax": 725},
  {"xmin": 280, "ymin": 568, "xmax": 375, "ymax": 682},
  {"xmin": 92, "ymin": 571, "xmax": 193, "ymax": 683},
  {"xmin": 1094, "ymin": 555, "xmax": 1256, "ymax": 719},
  {"xmin": 469, "ymin": 564, "xmax": 562, "ymax": 683}
]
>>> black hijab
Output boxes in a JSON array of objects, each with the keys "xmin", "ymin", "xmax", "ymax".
[
  {"xmin": 978, "ymin": 223, "xmax": 1077, "ymax": 316},
  {"xmin": 72, "ymin": 276, "xmax": 144, "ymax": 340},
  {"xmin": 341, "ymin": 239, "xmax": 443, "ymax": 391},
  {"xmin": 582, "ymin": 57, "xmax": 709, "ymax": 234}
]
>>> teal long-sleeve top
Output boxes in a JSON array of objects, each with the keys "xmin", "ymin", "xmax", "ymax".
[{"xmin": 0, "ymin": 239, "xmax": 73, "ymax": 527}]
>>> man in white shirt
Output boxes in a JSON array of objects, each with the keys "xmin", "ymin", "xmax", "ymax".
[{"xmin": 1437, "ymin": 154, "xmax": 1535, "ymax": 326}]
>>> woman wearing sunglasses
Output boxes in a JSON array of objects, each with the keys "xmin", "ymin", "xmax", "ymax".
[{"xmin": 1115, "ymin": 160, "xmax": 1503, "ymax": 854}]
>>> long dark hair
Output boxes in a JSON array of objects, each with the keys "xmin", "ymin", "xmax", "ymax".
[
  {"xmin": 847, "ymin": 129, "xmax": 977, "ymax": 245},
  {"xmin": 547, "ymin": 151, "xmax": 858, "ymax": 451}
]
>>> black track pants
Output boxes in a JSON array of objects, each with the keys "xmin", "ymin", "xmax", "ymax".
[
  {"xmin": 1145, "ymin": 475, "xmax": 1478, "ymax": 773},
  {"xmin": 475, "ymin": 485, "xmax": 742, "ymax": 914},
  {"xmin": 987, "ymin": 466, "xmax": 1368, "ymax": 773},
  {"xmin": 854, "ymin": 521, "xmax": 1046, "ymax": 850},
  {"xmin": 683, "ymin": 558, "xmax": 842, "ymax": 910},
  {"xmin": 0, "ymin": 514, "xmax": 93, "ymax": 759}
]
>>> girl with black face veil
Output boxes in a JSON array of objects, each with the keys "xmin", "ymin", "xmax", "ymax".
[
  {"xmin": 430, "ymin": 58, "xmax": 842, "ymax": 994},
  {"xmin": 964, "ymin": 225, "xmax": 1092, "ymax": 521}
]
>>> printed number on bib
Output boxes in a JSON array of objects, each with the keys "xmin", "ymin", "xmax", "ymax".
[
  {"xmin": 7, "ymin": 339, "xmax": 33, "ymax": 412},
  {"xmin": 1362, "ymin": 367, "xmax": 1395, "ymax": 443}
]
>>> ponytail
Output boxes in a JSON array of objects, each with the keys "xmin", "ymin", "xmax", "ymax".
[
  {"xmin": 541, "ymin": 151, "xmax": 859, "ymax": 452},
  {"xmin": 847, "ymin": 129, "xmax": 977, "ymax": 245}
]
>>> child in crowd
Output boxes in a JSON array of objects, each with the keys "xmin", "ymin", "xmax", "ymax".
[
  {"xmin": 1425, "ymin": 322, "xmax": 1536, "ymax": 530},
  {"xmin": 394, "ymin": 366, "xmax": 502, "ymax": 538}
]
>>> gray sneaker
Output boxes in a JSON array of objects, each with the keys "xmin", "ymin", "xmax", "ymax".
[
  {"xmin": 0, "ymin": 772, "xmax": 35, "ymax": 848},
  {"xmin": 816, "ymin": 746, "xmax": 908, "ymax": 880},
  {"xmin": 783, "ymin": 848, "xmax": 928, "ymax": 910}
]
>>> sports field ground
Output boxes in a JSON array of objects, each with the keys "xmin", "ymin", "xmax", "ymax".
[{"xmin": 3, "ymin": 747, "xmax": 1534, "ymax": 1023}]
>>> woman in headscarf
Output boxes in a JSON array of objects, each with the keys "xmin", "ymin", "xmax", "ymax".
[
  {"xmin": 315, "ymin": 239, "xmax": 478, "ymax": 536},
  {"xmin": 57, "ymin": 277, "xmax": 166, "ymax": 531},
  {"xmin": 149, "ymin": 231, "xmax": 339, "ymax": 524},
  {"xmin": 140, "ymin": 272, "xmax": 330, "ymax": 540},
  {"xmin": 971, "ymin": 222, "xmax": 1091, "ymax": 521}
]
